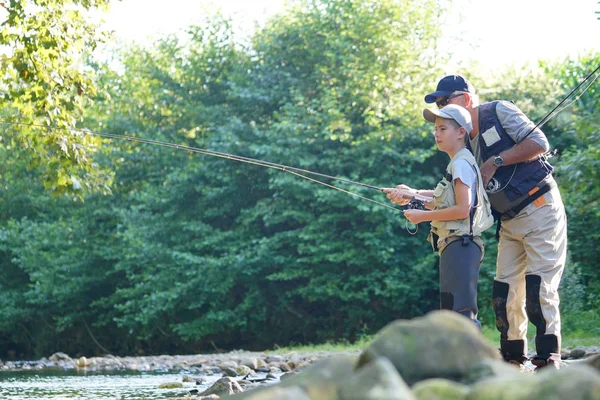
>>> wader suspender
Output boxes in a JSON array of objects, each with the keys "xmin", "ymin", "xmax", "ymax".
[{"xmin": 445, "ymin": 170, "xmax": 476, "ymax": 244}]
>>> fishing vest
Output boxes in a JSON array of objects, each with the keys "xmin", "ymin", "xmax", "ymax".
[
  {"xmin": 429, "ymin": 148, "xmax": 494, "ymax": 250},
  {"xmin": 476, "ymin": 101, "xmax": 554, "ymax": 217}
]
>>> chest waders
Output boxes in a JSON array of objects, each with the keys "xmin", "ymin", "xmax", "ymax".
[{"xmin": 478, "ymin": 101, "xmax": 564, "ymax": 366}]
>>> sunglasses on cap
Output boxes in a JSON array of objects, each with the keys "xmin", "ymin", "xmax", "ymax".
[{"xmin": 436, "ymin": 92, "xmax": 465, "ymax": 108}]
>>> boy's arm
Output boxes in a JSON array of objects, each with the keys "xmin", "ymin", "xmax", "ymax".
[
  {"xmin": 403, "ymin": 179, "xmax": 471, "ymax": 224},
  {"xmin": 383, "ymin": 186, "xmax": 433, "ymax": 206}
]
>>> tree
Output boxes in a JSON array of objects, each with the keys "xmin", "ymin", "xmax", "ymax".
[{"xmin": 0, "ymin": 0, "xmax": 113, "ymax": 197}]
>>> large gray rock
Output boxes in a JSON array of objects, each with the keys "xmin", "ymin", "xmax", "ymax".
[
  {"xmin": 357, "ymin": 310, "xmax": 500, "ymax": 385},
  {"xmin": 338, "ymin": 357, "xmax": 415, "ymax": 400}
]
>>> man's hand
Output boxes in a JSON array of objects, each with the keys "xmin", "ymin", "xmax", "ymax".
[
  {"xmin": 383, "ymin": 185, "xmax": 414, "ymax": 206},
  {"xmin": 480, "ymin": 157, "xmax": 498, "ymax": 188},
  {"xmin": 403, "ymin": 209, "xmax": 428, "ymax": 224}
]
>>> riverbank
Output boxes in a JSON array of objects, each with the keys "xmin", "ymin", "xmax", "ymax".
[{"xmin": 1, "ymin": 342, "xmax": 598, "ymax": 375}]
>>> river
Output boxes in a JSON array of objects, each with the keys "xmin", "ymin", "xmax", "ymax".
[{"xmin": 0, "ymin": 370, "xmax": 223, "ymax": 399}]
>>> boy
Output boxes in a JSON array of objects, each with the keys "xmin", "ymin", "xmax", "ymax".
[{"xmin": 384, "ymin": 104, "xmax": 493, "ymax": 327}]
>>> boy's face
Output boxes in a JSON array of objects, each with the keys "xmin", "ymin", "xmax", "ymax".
[{"xmin": 433, "ymin": 117, "xmax": 465, "ymax": 154}]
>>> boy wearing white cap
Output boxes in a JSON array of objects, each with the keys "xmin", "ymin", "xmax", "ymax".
[{"xmin": 384, "ymin": 104, "xmax": 493, "ymax": 328}]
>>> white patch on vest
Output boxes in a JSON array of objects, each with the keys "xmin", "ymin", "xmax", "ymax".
[{"xmin": 481, "ymin": 126, "xmax": 501, "ymax": 147}]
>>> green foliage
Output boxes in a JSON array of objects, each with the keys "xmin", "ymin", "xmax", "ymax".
[{"xmin": 0, "ymin": 0, "xmax": 113, "ymax": 197}]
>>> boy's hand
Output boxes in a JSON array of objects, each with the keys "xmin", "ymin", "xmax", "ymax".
[
  {"xmin": 403, "ymin": 209, "xmax": 428, "ymax": 224},
  {"xmin": 383, "ymin": 185, "xmax": 414, "ymax": 206},
  {"xmin": 383, "ymin": 188, "xmax": 410, "ymax": 205}
]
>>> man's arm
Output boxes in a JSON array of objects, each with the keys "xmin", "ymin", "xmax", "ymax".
[
  {"xmin": 480, "ymin": 139, "xmax": 546, "ymax": 187},
  {"xmin": 480, "ymin": 101, "xmax": 550, "ymax": 187}
]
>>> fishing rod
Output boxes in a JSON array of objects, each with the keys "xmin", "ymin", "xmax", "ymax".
[{"xmin": 0, "ymin": 120, "xmax": 415, "ymax": 214}]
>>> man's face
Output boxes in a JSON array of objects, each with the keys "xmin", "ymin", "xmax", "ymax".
[{"xmin": 436, "ymin": 92, "xmax": 466, "ymax": 109}]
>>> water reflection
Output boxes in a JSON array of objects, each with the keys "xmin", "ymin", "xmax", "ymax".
[{"xmin": 0, "ymin": 370, "xmax": 219, "ymax": 399}]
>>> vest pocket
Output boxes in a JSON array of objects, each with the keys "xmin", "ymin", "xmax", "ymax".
[
  {"xmin": 482, "ymin": 126, "xmax": 501, "ymax": 147},
  {"xmin": 433, "ymin": 180, "xmax": 448, "ymax": 197}
]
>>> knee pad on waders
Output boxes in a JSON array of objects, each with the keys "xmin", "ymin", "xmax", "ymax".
[
  {"xmin": 525, "ymin": 275, "xmax": 546, "ymax": 331},
  {"xmin": 493, "ymin": 280, "xmax": 527, "ymax": 362},
  {"xmin": 526, "ymin": 274, "xmax": 560, "ymax": 357},
  {"xmin": 492, "ymin": 280, "xmax": 509, "ymax": 336}
]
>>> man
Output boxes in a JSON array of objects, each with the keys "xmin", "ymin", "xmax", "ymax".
[{"xmin": 422, "ymin": 75, "xmax": 567, "ymax": 369}]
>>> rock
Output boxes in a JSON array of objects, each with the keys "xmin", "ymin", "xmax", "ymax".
[
  {"xmin": 49, "ymin": 352, "xmax": 72, "ymax": 362},
  {"xmin": 357, "ymin": 310, "xmax": 500, "ymax": 386},
  {"xmin": 279, "ymin": 362, "xmax": 292, "ymax": 372},
  {"xmin": 199, "ymin": 377, "xmax": 243, "ymax": 396},
  {"xmin": 182, "ymin": 375, "xmax": 204, "ymax": 383},
  {"xmin": 412, "ymin": 378, "xmax": 470, "ymax": 400},
  {"xmin": 236, "ymin": 365, "xmax": 254, "ymax": 376},
  {"xmin": 569, "ymin": 348, "xmax": 586, "ymax": 359},
  {"xmin": 240, "ymin": 386, "xmax": 311, "ymax": 400},
  {"xmin": 228, "ymin": 355, "xmax": 356, "ymax": 399},
  {"xmin": 223, "ymin": 367, "xmax": 240, "ymax": 377},
  {"xmin": 460, "ymin": 359, "xmax": 525, "ymax": 385},
  {"xmin": 240, "ymin": 357, "xmax": 258, "ymax": 370},
  {"xmin": 76, "ymin": 356, "xmax": 88, "ymax": 368},
  {"xmin": 157, "ymin": 382, "xmax": 183, "ymax": 389},
  {"xmin": 219, "ymin": 360, "xmax": 239, "ymax": 370},
  {"xmin": 338, "ymin": 356, "xmax": 416, "ymax": 400},
  {"xmin": 466, "ymin": 375, "xmax": 535, "ymax": 399},
  {"xmin": 466, "ymin": 364, "xmax": 600, "ymax": 400},
  {"xmin": 264, "ymin": 355, "xmax": 283, "ymax": 363},
  {"xmin": 535, "ymin": 364, "xmax": 600, "ymax": 399},
  {"xmin": 586, "ymin": 353, "xmax": 600, "ymax": 371}
]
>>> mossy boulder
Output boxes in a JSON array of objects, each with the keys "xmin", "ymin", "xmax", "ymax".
[
  {"xmin": 357, "ymin": 310, "xmax": 500, "ymax": 385},
  {"xmin": 338, "ymin": 357, "xmax": 415, "ymax": 400},
  {"xmin": 412, "ymin": 378, "xmax": 470, "ymax": 400}
]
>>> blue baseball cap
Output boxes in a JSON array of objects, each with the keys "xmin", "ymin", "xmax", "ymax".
[{"xmin": 424, "ymin": 75, "xmax": 475, "ymax": 103}]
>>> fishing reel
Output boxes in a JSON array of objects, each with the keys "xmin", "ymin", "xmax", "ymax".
[
  {"xmin": 486, "ymin": 178, "xmax": 501, "ymax": 193},
  {"xmin": 407, "ymin": 198, "xmax": 426, "ymax": 210},
  {"xmin": 405, "ymin": 198, "xmax": 426, "ymax": 235}
]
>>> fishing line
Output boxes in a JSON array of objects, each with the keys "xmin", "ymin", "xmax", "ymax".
[
  {"xmin": 523, "ymin": 63, "xmax": 600, "ymax": 140},
  {"xmin": 0, "ymin": 120, "xmax": 403, "ymax": 213}
]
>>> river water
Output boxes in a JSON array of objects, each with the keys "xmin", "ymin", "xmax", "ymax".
[{"xmin": 0, "ymin": 370, "xmax": 221, "ymax": 399}]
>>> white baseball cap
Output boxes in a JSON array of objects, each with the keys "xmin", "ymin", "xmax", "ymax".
[{"xmin": 423, "ymin": 104, "xmax": 473, "ymax": 133}]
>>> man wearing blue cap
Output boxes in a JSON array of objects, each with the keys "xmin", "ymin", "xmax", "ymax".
[{"xmin": 422, "ymin": 74, "xmax": 567, "ymax": 370}]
